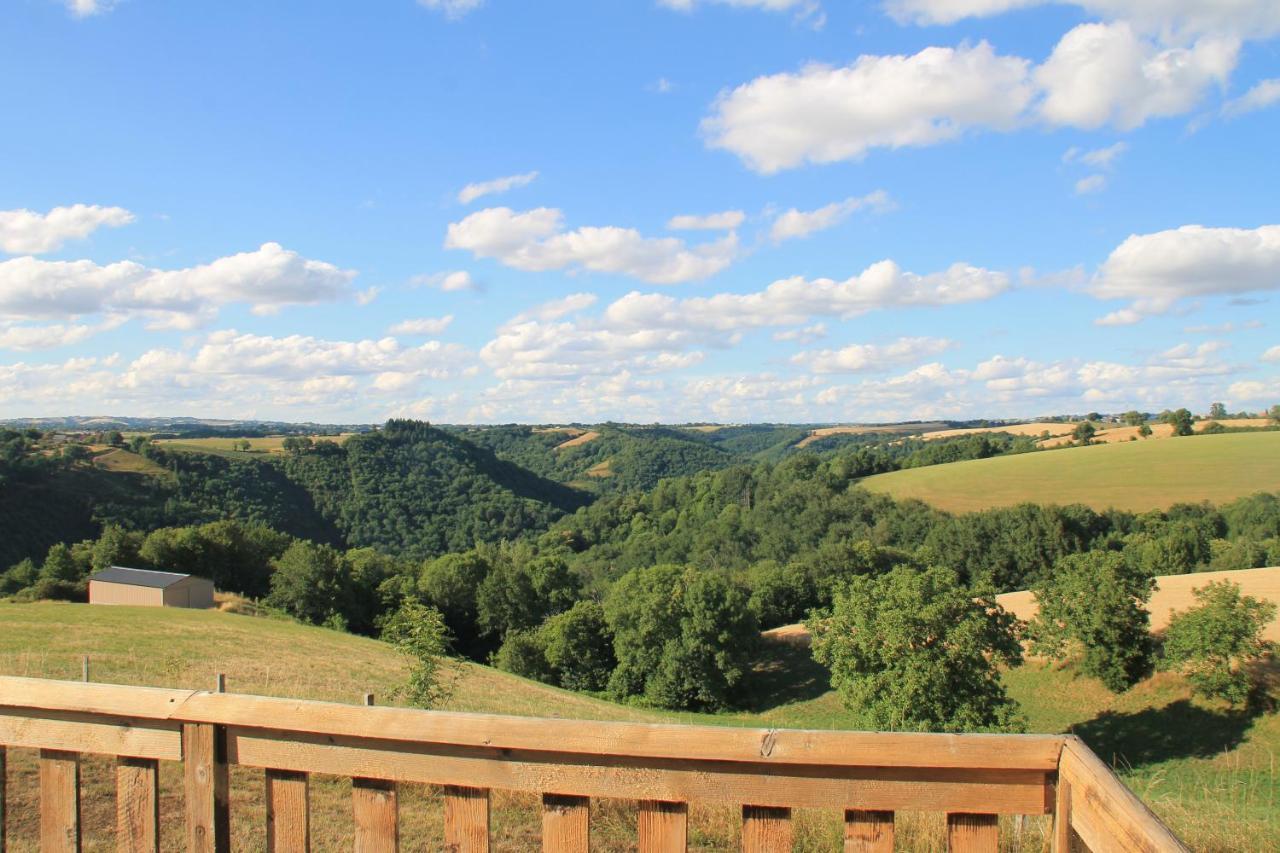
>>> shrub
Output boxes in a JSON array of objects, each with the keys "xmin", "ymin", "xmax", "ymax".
[
  {"xmin": 1161, "ymin": 581, "xmax": 1275, "ymax": 704},
  {"xmin": 381, "ymin": 600, "xmax": 452, "ymax": 708}
]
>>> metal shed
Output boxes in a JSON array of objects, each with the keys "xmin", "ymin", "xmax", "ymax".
[{"xmin": 88, "ymin": 566, "xmax": 215, "ymax": 609}]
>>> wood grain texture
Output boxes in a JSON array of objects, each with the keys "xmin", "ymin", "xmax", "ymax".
[
  {"xmin": 1, "ymin": 746, "xmax": 6, "ymax": 853},
  {"xmin": 542, "ymin": 794, "xmax": 589, "ymax": 853},
  {"xmin": 637, "ymin": 800, "xmax": 686, "ymax": 852},
  {"xmin": 1053, "ymin": 778, "xmax": 1072, "ymax": 853},
  {"xmin": 183, "ymin": 723, "xmax": 230, "ymax": 853},
  {"xmin": 116, "ymin": 757, "xmax": 159, "ymax": 853},
  {"xmin": 0, "ymin": 708, "xmax": 180, "ymax": 761},
  {"xmin": 352, "ymin": 778, "xmax": 398, "ymax": 853},
  {"xmin": 742, "ymin": 805, "xmax": 791, "ymax": 853},
  {"xmin": 844, "ymin": 809, "xmax": 893, "ymax": 852},
  {"xmin": 0, "ymin": 677, "xmax": 1064, "ymax": 771},
  {"xmin": 444, "ymin": 785, "xmax": 490, "ymax": 852},
  {"xmin": 39, "ymin": 749, "xmax": 80, "ymax": 853},
  {"xmin": 266, "ymin": 769, "xmax": 309, "ymax": 852},
  {"xmin": 946, "ymin": 813, "xmax": 998, "ymax": 853},
  {"xmin": 227, "ymin": 728, "xmax": 1050, "ymax": 814},
  {"xmin": 1059, "ymin": 738, "xmax": 1188, "ymax": 853}
]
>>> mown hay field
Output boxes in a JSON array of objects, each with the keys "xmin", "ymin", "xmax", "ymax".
[{"xmin": 860, "ymin": 431, "xmax": 1280, "ymax": 513}]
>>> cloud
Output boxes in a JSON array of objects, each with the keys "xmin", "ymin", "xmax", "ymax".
[
  {"xmin": 884, "ymin": 0, "xmax": 1280, "ymax": 40},
  {"xmin": 1223, "ymin": 78, "xmax": 1280, "ymax": 118},
  {"xmin": 1075, "ymin": 174, "xmax": 1108, "ymax": 195},
  {"xmin": 1183, "ymin": 320, "xmax": 1263, "ymax": 334},
  {"xmin": 0, "ymin": 204, "xmax": 134, "ymax": 255},
  {"xmin": 772, "ymin": 323, "xmax": 827, "ymax": 343},
  {"xmin": 355, "ymin": 287, "xmax": 381, "ymax": 306},
  {"xmin": 658, "ymin": 0, "xmax": 824, "ymax": 26},
  {"xmin": 411, "ymin": 270, "xmax": 479, "ymax": 292},
  {"xmin": 388, "ymin": 315, "xmax": 454, "ymax": 335},
  {"xmin": 703, "ymin": 43, "xmax": 1034, "ymax": 173},
  {"xmin": 1226, "ymin": 379, "xmax": 1280, "ymax": 401},
  {"xmin": 791, "ymin": 336, "xmax": 955, "ymax": 373},
  {"xmin": 0, "ymin": 242, "xmax": 355, "ymax": 329},
  {"xmin": 770, "ymin": 191, "xmax": 893, "ymax": 242},
  {"xmin": 510, "ymin": 292, "xmax": 598, "ymax": 323},
  {"xmin": 1036, "ymin": 23, "xmax": 1237, "ymax": 130},
  {"xmin": 1262, "ymin": 345, "xmax": 1280, "ymax": 363},
  {"xmin": 445, "ymin": 207, "xmax": 739, "ymax": 284},
  {"xmin": 457, "ymin": 171, "xmax": 539, "ymax": 205},
  {"xmin": 64, "ymin": 0, "xmax": 115, "ymax": 18},
  {"xmin": 1091, "ymin": 224, "xmax": 1280, "ymax": 320},
  {"xmin": 667, "ymin": 210, "xmax": 746, "ymax": 231},
  {"xmin": 417, "ymin": 0, "xmax": 484, "ymax": 19},
  {"xmin": 0, "ymin": 317, "xmax": 126, "ymax": 351},
  {"xmin": 1065, "ymin": 141, "xmax": 1128, "ymax": 168}
]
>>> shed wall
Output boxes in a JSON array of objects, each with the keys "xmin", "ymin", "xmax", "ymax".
[
  {"xmin": 89, "ymin": 581, "xmax": 166, "ymax": 607},
  {"xmin": 163, "ymin": 578, "xmax": 215, "ymax": 609}
]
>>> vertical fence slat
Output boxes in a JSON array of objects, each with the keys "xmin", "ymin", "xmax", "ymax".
[
  {"xmin": 845, "ymin": 809, "xmax": 893, "ymax": 852},
  {"xmin": 266, "ymin": 769, "xmax": 310, "ymax": 852},
  {"xmin": 1, "ymin": 745, "xmax": 7, "ymax": 853},
  {"xmin": 1053, "ymin": 778, "xmax": 1072, "ymax": 853},
  {"xmin": 947, "ymin": 813, "xmax": 999, "ymax": 853},
  {"xmin": 39, "ymin": 749, "xmax": 80, "ymax": 853},
  {"xmin": 116, "ymin": 757, "xmax": 159, "ymax": 853},
  {"xmin": 183, "ymin": 722, "xmax": 230, "ymax": 853},
  {"xmin": 742, "ymin": 805, "xmax": 791, "ymax": 853},
  {"xmin": 638, "ymin": 800, "xmax": 686, "ymax": 852},
  {"xmin": 542, "ymin": 794, "xmax": 589, "ymax": 852},
  {"xmin": 444, "ymin": 785, "xmax": 490, "ymax": 852},
  {"xmin": 353, "ymin": 778, "xmax": 398, "ymax": 853}
]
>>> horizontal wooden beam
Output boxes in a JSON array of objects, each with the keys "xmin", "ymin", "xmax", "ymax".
[
  {"xmin": 0, "ymin": 677, "xmax": 1064, "ymax": 772},
  {"xmin": 1059, "ymin": 737, "xmax": 1189, "ymax": 853},
  {"xmin": 0, "ymin": 707, "xmax": 181, "ymax": 761},
  {"xmin": 226, "ymin": 727, "xmax": 1052, "ymax": 814}
]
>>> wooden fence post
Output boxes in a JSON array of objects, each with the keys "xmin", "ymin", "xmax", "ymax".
[
  {"xmin": 742, "ymin": 805, "xmax": 791, "ymax": 853},
  {"xmin": 444, "ymin": 785, "xmax": 490, "ymax": 852},
  {"xmin": 353, "ymin": 693, "xmax": 398, "ymax": 852},
  {"xmin": 1, "ymin": 745, "xmax": 7, "ymax": 853},
  {"xmin": 183, "ymin": 723, "xmax": 230, "ymax": 852},
  {"xmin": 266, "ymin": 769, "xmax": 310, "ymax": 852},
  {"xmin": 116, "ymin": 757, "xmax": 159, "ymax": 853},
  {"xmin": 39, "ymin": 749, "xmax": 80, "ymax": 853},
  {"xmin": 638, "ymin": 800, "xmax": 686, "ymax": 852},
  {"xmin": 947, "ymin": 813, "xmax": 998, "ymax": 853},
  {"xmin": 845, "ymin": 809, "xmax": 893, "ymax": 852},
  {"xmin": 542, "ymin": 794, "xmax": 589, "ymax": 852}
]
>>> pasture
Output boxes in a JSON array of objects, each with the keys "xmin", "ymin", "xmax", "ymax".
[
  {"xmin": 860, "ymin": 430, "xmax": 1280, "ymax": 513},
  {"xmin": 0, "ymin": 600, "xmax": 1275, "ymax": 849},
  {"xmin": 794, "ymin": 422, "xmax": 948, "ymax": 448},
  {"xmin": 152, "ymin": 434, "xmax": 352, "ymax": 456}
]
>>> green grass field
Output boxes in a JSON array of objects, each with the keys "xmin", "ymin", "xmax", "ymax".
[
  {"xmin": 860, "ymin": 430, "xmax": 1280, "ymax": 513},
  {"xmin": 152, "ymin": 434, "xmax": 352, "ymax": 457},
  {"xmin": 0, "ymin": 603, "xmax": 1275, "ymax": 850}
]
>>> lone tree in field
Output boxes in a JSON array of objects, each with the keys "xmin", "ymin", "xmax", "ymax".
[
  {"xmin": 1029, "ymin": 551, "xmax": 1154, "ymax": 692},
  {"xmin": 1209, "ymin": 402, "xmax": 1228, "ymax": 419},
  {"xmin": 1122, "ymin": 410, "xmax": 1146, "ymax": 427},
  {"xmin": 807, "ymin": 565, "xmax": 1025, "ymax": 733},
  {"xmin": 1164, "ymin": 408, "xmax": 1194, "ymax": 436},
  {"xmin": 1161, "ymin": 581, "xmax": 1275, "ymax": 705},
  {"xmin": 1072, "ymin": 421, "xmax": 1096, "ymax": 446}
]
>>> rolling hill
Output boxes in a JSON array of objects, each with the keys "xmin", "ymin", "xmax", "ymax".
[
  {"xmin": 0, "ymin": 601, "xmax": 1274, "ymax": 850},
  {"xmin": 860, "ymin": 431, "xmax": 1280, "ymax": 513}
]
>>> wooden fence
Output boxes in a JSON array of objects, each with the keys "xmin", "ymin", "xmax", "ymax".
[{"xmin": 0, "ymin": 675, "xmax": 1187, "ymax": 851}]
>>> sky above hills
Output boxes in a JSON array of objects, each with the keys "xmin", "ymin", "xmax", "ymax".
[{"xmin": 1, "ymin": 0, "xmax": 1278, "ymax": 423}]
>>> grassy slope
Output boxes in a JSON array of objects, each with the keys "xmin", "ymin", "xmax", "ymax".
[
  {"xmin": 1, "ymin": 604, "xmax": 1276, "ymax": 850},
  {"xmin": 860, "ymin": 431, "xmax": 1280, "ymax": 513}
]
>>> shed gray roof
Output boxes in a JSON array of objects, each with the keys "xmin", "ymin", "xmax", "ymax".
[{"xmin": 89, "ymin": 566, "xmax": 193, "ymax": 589}]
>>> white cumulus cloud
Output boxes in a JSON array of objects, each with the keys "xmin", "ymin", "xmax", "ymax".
[
  {"xmin": 791, "ymin": 336, "xmax": 955, "ymax": 373},
  {"xmin": 388, "ymin": 315, "xmax": 455, "ymax": 335},
  {"xmin": 667, "ymin": 210, "xmax": 746, "ymax": 231},
  {"xmin": 702, "ymin": 42, "xmax": 1035, "ymax": 173},
  {"xmin": 457, "ymin": 171, "xmax": 539, "ymax": 205},
  {"xmin": 1223, "ymin": 78, "xmax": 1280, "ymax": 118},
  {"xmin": 0, "ymin": 204, "xmax": 134, "ymax": 255},
  {"xmin": 417, "ymin": 0, "xmax": 484, "ymax": 19},
  {"xmin": 445, "ymin": 207, "xmax": 739, "ymax": 284}
]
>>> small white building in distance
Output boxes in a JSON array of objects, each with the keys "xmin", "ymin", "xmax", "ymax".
[{"xmin": 88, "ymin": 566, "xmax": 215, "ymax": 609}]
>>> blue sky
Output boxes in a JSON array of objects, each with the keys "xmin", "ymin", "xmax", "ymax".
[{"xmin": 1, "ymin": 0, "xmax": 1278, "ymax": 424}]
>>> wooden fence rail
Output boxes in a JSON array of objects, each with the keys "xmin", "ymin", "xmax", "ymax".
[{"xmin": 0, "ymin": 676, "xmax": 1187, "ymax": 851}]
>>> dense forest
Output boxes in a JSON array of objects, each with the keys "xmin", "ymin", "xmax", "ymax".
[{"xmin": 5, "ymin": 418, "xmax": 1280, "ymax": 714}]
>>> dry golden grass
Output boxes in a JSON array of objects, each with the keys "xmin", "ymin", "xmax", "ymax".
[
  {"xmin": 794, "ymin": 423, "xmax": 948, "ymax": 449},
  {"xmin": 554, "ymin": 430, "xmax": 601, "ymax": 450},
  {"xmin": 586, "ymin": 459, "xmax": 613, "ymax": 477},
  {"xmin": 90, "ymin": 448, "xmax": 171, "ymax": 477},
  {"xmin": 920, "ymin": 422, "xmax": 1078, "ymax": 441},
  {"xmin": 152, "ymin": 434, "xmax": 352, "ymax": 455},
  {"xmin": 997, "ymin": 566, "xmax": 1280, "ymax": 643}
]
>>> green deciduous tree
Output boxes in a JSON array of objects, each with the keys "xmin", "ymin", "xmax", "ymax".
[
  {"xmin": 1164, "ymin": 408, "xmax": 1194, "ymax": 436},
  {"xmin": 1161, "ymin": 581, "xmax": 1275, "ymax": 704},
  {"xmin": 266, "ymin": 541, "xmax": 352, "ymax": 626},
  {"xmin": 808, "ymin": 565, "xmax": 1024, "ymax": 733},
  {"xmin": 605, "ymin": 564, "xmax": 757, "ymax": 711},
  {"xmin": 1029, "ymin": 551, "xmax": 1154, "ymax": 691},
  {"xmin": 1209, "ymin": 402, "xmax": 1227, "ymax": 419},
  {"xmin": 542, "ymin": 600, "xmax": 615, "ymax": 692},
  {"xmin": 1073, "ymin": 421, "xmax": 1097, "ymax": 445}
]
